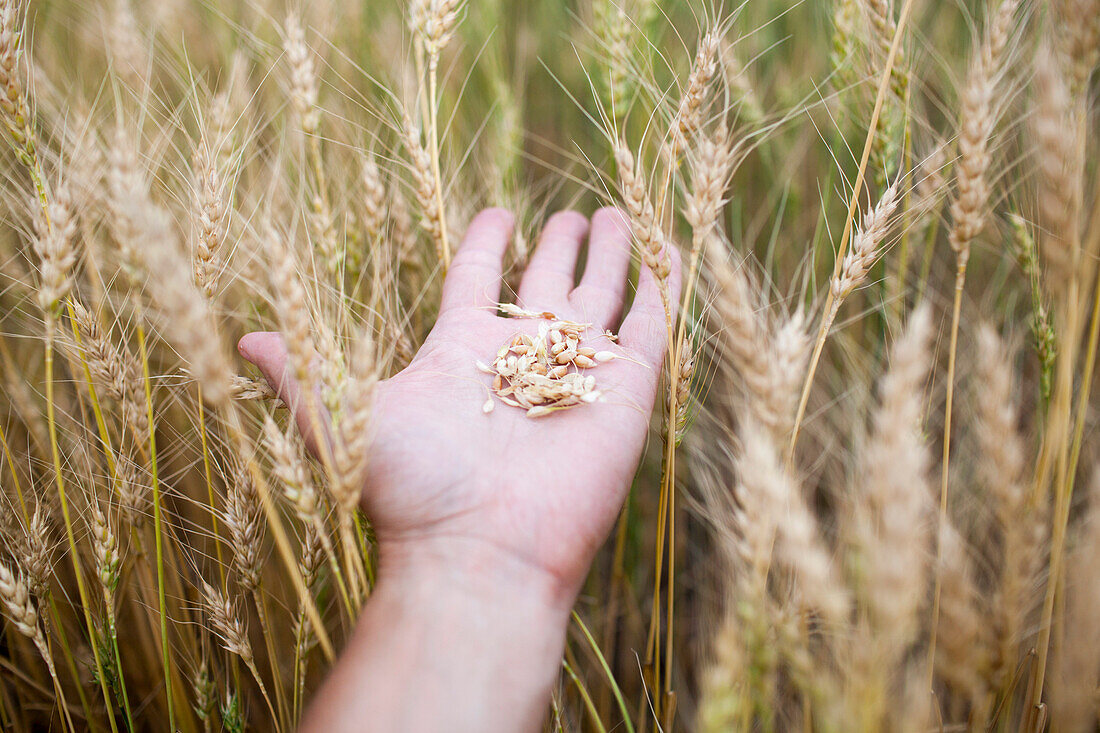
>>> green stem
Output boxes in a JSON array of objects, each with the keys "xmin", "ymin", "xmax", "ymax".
[
  {"xmin": 44, "ymin": 328, "xmax": 119, "ymax": 733},
  {"xmin": 133, "ymin": 316, "xmax": 176, "ymax": 731}
]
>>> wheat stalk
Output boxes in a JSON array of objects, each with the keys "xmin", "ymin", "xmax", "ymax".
[
  {"xmin": 930, "ymin": 0, "xmax": 1020, "ymax": 686},
  {"xmin": 788, "ymin": 0, "xmax": 917, "ymax": 458},
  {"xmin": 410, "ymin": 0, "xmax": 463, "ymax": 268}
]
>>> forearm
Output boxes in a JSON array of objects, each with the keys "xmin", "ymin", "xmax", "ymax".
[{"xmin": 299, "ymin": 540, "xmax": 574, "ymax": 733}]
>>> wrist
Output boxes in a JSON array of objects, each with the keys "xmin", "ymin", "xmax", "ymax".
[
  {"xmin": 302, "ymin": 536, "xmax": 573, "ymax": 732},
  {"xmin": 376, "ymin": 532, "xmax": 582, "ymax": 617}
]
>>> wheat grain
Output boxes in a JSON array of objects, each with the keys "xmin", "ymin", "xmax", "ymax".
[
  {"xmin": 268, "ymin": 224, "xmax": 317, "ymax": 391},
  {"xmin": 670, "ymin": 346, "xmax": 694, "ymax": 442},
  {"xmin": 685, "ymin": 123, "xmax": 734, "ymax": 236},
  {"xmin": 106, "ymin": 124, "xmax": 147, "ymax": 273},
  {"xmin": 413, "ymin": 0, "xmax": 464, "ymax": 63},
  {"xmin": 595, "ymin": 0, "xmax": 635, "ymax": 121},
  {"xmin": 696, "ymin": 598, "xmax": 747, "ymax": 732},
  {"xmin": 720, "ymin": 41, "xmax": 763, "ymax": 124},
  {"xmin": 71, "ymin": 300, "xmax": 149, "ymax": 446},
  {"xmin": 192, "ymin": 660, "xmax": 216, "ymax": 727},
  {"xmin": 862, "ymin": 0, "xmax": 908, "ymax": 94},
  {"xmin": 767, "ymin": 311, "xmax": 811, "ymax": 442},
  {"xmin": 108, "ymin": 127, "xmax": 233, "ymax": 403},
  {"xmin": 480, "ymin": 314, "xmax": 609, "ymax": 418},
  {"xmin": 1032, "ymin": 42, "xmax": 1078, "ymax": 280},
  {"xmin": 107, "ymin": 0, "xmax": 148, "ymax": 88},
  {"xmin": 912, "ymin": 140, "xmax": 948, "ymax": 220},
  {"xmin": 0, "ymin": 1, "xmax": 37, "ymax": 170},
  {"xmin": 0, "ymin": 558, "xmax": 71, "ymax": 724},
  {"xmin": 90, "ymin": 502, "xmax": 119, "ymax": 597},
  {"xmin": 390, "ymin": 180, "xmax": 418, "ymax": 267},
  {"xmin": 1050, "ymin": 467, "xmax": 1100, "ymax": 729},
  {"xmin": 362, "ymin": 155, "xmax": 388, "ymax": 240},
  {"xmin": 331, "ymin": 329, "xmax": 377, "ymax": 513},
  {"xmin": 230, "ymin": 375, "xmax": 281, "ymax": 404},
  {"xmin": 298, "ymin": 521, "xmax": 324, "ymax": 590},
  {"xmin": 116, "ymin": 458, "xmax": 147, "ymax": 527},
  {"xmin": 1050, "ymin": 0, "xmax": 1100, "ymax": 90}
]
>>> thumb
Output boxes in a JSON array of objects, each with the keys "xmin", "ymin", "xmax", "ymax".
[{"xmin": 238, "ymin": 332, "xmax": 330, "ymax": 458}]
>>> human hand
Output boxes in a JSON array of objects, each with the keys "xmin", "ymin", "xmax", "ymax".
[
  {"xmin": 239, "ymin": 207, "xmax": 680, "ymax": 604},
  {"xmin": 239, "ymin": 207, "xmax": 679, "ymax": 732}
]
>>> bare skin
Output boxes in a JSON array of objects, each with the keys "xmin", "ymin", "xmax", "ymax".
[{"xmin": 238, "ymin": 207, "xmax": 680, "ymax": 732}]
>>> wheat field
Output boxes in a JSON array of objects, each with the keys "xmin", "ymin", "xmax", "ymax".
[{"xmin": 0, "ymin": 0, "xmax": 1097, "ymax": 729}]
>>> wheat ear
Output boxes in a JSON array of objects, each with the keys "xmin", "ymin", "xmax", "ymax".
[
  {"xmin": 974, "ymin": 325, "xmax": 1046, "ymax": 693},
  {"xmin": 200, "ymin": 580, "xmax": 278, "ymax": 726},
  {"xmin": 667, "ymin": 30, "xmax": 720, "ymax": 158},
  {"xmin": 192, "ymin": 142, "xmax": 228, "ymax": 299},
  {"xmin": 739, "ymin": 423, "xmax": 850, "ymax": 624},
  {"xmin": 848, "ymin": 304, "xmax": 933, "ymax": 725},
  {"xmin": 410, "ymin": 0, "xmax": 463, "ymax": 268},
  {"xmin": 0, "ymin": 560, "xmax": 73, "ymax": 729}
]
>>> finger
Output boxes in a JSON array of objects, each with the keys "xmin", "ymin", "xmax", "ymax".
[
  {"xmin": 619, "ymin": 246, "xmax": 682, "ymax": 369},
  {"xmin": 440, "ymin": 208, "xmax": 515, "ymax": 312},
  {"xmin": 516, "ymin": 210, "xmax": 589, "ymax": 308},
  {"xmin": 569, "ymin": 207, "xmax": 632, "ymax": 329},
  {"xmin": 238, "ymin": 332, "xmax": 328, "ymax": 457}
]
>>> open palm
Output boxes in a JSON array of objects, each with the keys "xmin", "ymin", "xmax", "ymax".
[{"xmin": 239, "ymin": 207, "xmax": 680, "ymax": 597}]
